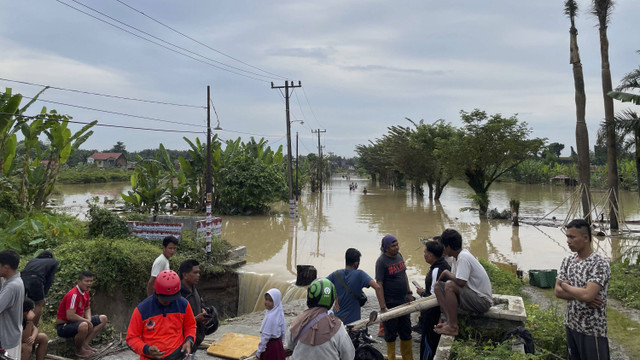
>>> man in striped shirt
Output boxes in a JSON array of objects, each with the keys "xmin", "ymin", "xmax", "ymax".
[{"xmin": 55, "ymin": 271, "xmax": 108, "ymax": 358}]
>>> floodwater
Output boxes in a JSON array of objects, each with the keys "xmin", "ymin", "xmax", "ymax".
[{"xmin": 53, "ymin": 177, "xmax": 640, "ymax": 313}]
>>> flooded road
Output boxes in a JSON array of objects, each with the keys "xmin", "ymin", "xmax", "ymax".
[{"xmin": 54, "ymin": 176, "xmax": 640, "ymax": 311}]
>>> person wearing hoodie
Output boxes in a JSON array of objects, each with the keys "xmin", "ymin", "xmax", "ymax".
[{"xmin": 285, "ymin": 278, "xmax": 354, "ymax": 360}]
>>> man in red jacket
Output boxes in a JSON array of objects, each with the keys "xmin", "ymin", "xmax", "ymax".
[{"xmin": 126, "ymin": 270, "xmax": 196, "ymax": 360}]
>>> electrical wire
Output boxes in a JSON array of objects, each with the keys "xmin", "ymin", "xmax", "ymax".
[
  {"xmin": 66, "ymin": 0, "xmax": 276, "ymax": 81},
  {"xmin": 55, "ymin": 0, "xmax": 270, "ymax": 83},
  {"xmin": 21, "ymin": 95, "xmax": 203, "ymax": 128},
  {"xmin": 0, "ymin": 112, "xmax": 205, "ymax": 134},
  {"xmin": 301, "ymin": 86, "xmax": 325, "ymax": 129},
  {"xmin": 113, "ymin": 0, "xmax": 288, "ymax": 81},
  {"xmin": 0, "ymin": 77, "xmax": 205, "ymax": 108}
]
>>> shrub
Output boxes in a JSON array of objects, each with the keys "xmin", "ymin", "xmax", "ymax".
[
  {"xmin": 525, "ymin": 303, "xmax": 566, "ymax": 358},
  {"xmin": 480, "ymin": 258, "xmax": 523, "ymax": 296},
  {"xmin": 87, "ymin": 204, "xmax": 129, "ymax": 238},
  {"xmin": 609, "ymin": 261, "xmax": 640, "ymax": 309}
]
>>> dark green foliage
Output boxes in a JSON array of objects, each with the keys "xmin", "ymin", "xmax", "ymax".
[
  {"xmin": 480, "ymin": 258, "xmax": 523, "ymax": 296},
  {"xmin": 87, "ymin": 204, "xmax": 129, "ymax": 238},
  {"xmin": 451, "ymin": 339, "xmax": 540, "ymax": 359},
  {"xmin": 217, "ymin": 153, "xmax": 287, "ymax": 214},
  {"xmin": 609, "ymin": 261, "xmax": 640, "ymax": 309},
  {"xmin": 451, "ymin": 260, "xmax": 563, "ymax": 359},
  {"xmin": 1, "ymin": 211, "xmax": 83, "ymax": 253},
  {"xmin": 58, "ymin": 165, "xmax": 130, "ymax": 184}
]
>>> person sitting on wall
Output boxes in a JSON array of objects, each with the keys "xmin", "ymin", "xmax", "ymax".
[
  {"xmin": 21, "ymin": 297, "xmax": 49, "ymax": 360},
  {"xmin": 433, "ymin": 229, "xmax": 493, "ymax": 336},
  {"xmin": 127, "ymin": 270, "xmax": 196, "ymax": 360},
  {"xmin": 55, "ymin": 271, "xmax": 108, "ymax": 359}
]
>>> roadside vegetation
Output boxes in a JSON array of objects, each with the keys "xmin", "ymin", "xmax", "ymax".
[{"xmin": 451, "ymin": 260, "xmax": 565, "ymax": 360}]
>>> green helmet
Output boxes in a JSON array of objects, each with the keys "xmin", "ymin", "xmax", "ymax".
[{"xmin": 307, "ymin": 278, "xmax": 336, "ymax": 308}]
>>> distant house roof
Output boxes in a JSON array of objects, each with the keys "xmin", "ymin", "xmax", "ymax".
[{"xmin": 89, "ymin": 152, "xmax": 124, "ymax": 160}]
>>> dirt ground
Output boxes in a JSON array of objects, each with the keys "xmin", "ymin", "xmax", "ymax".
[
  {"xmin": 100, "ymin": 288, "xmax": 640, "ymax": 359},
  {"xmin": 100, "ymin": 296, "xmax": 421, "ymax": 360}
]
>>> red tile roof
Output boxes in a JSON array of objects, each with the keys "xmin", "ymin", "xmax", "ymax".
[{"xmin": 90, "ymin": 152, "xmax": 124, "ymax": 160}]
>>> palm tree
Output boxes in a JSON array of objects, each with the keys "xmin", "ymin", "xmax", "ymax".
[
  {"xmin": 609, "ymin": 51, "xmax": 640, "ymax": 105},
  {"xmin": 614, "ymin": 110, "xmax": 640, "ymax": 197},
  {"xmin": 592, "ymin": 0, "xmax": 619, "ymax": 229},
  {"xmin": 565, "ymin": 0, "xmax": 592, "ymax": 221}
]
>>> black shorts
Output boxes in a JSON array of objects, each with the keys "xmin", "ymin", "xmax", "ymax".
[
  {"xmin": 56, "ymin": 315, "xmax": 102, "ymax": 338},
  {"xmin": 23, "ymin": 276, "xmax": 45, "ymax": 302}
]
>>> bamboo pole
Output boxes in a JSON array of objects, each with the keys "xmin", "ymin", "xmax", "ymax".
[{"xmin": 348, "ymin": 295, "xmax": 439, "ymax": 330}]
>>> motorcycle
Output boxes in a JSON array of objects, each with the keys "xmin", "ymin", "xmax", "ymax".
[{"xmin": 347, "ymin": 311, "xmax": 384, "ymax": 360}]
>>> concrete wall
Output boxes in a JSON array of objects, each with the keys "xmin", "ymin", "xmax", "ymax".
[{"xmin": 91, "ymin": 271, "xmax": 239, "ymax": 333}]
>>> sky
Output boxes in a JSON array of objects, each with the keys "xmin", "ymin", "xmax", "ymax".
[{"xmin": 1, "ymin": 0, "xmax": 639, "ymax": 158}]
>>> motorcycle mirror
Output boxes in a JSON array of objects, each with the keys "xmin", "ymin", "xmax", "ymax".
[{"xmin": 368, "ymin": 311, "xmax": 378, "ymax": 325}]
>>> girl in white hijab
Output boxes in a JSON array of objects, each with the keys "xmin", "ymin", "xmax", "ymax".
[{"xmin": 256, "ymin": 288, "xmax": 287, "ymax": 359}]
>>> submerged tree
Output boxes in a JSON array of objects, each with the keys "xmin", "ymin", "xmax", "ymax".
[
  {"xmin": 444, "ymin": 109, "xmax": 544, "ymax": 216},
  {"xmin": 565, "ymin": 0, "xmax": 592, "ymax": 221}
]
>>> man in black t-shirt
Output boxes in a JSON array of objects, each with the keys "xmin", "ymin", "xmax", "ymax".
[
  {"xmin": 375, "ymin": 234, "xmax": 414, "ymax": 360},
  {"xmin": 21, "ymin": 251, "xmax": 58, "ymax": 326}
]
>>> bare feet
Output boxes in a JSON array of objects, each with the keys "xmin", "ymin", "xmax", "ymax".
[
  {"xmin": 75, "ymin": 349, "xmax": 94, "ymax": 358},
  {"xmin": 434, "ymin": 321, "xmax": 445, "ymax": 329},
  {"xmin": 434, "ymin": 324, "xmax": 458, "ymax": 336},
  {"xmin": 83, "ymin": 345, "xmax": 98, "ymax": 353}
]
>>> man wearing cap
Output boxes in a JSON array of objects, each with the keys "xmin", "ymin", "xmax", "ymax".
[
  {"xmin": 375, "ymin": 234, "xmax": 414, "ymax": 360},
  {"xmin": 286, "ymin": 278, "xmax": 354, "ymax": 360},
  {"xmin": 127, "ymin": 270, "xmax": 197, "ymax": 360}
]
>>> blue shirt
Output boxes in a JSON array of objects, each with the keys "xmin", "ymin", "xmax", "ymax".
[{"xmin": 327, "ymin": 269, "xmax": 372, "ymax": 324}]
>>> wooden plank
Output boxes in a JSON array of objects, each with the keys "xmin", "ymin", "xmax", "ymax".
[{"xmin": 207, "ymin": 333, "xmax": 261, "ymax": 359}]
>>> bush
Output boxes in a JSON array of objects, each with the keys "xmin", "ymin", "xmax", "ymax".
[
  {"xmin": 525, "ymin": 303, "xmax": 566, "ymax": 359},
  {"xmin": 451, "ymin": 339, "xmax": 540, "ymax": 359},
  {"xmin": 1, "ymin": 211, "xmax": 84, "ymax": 253},
  {"xmin": 480, "ymin": 258, "xmax": 523, "ymax": 296},
  {"xmin": 87, "ymin": 204, "xmax": 129, "ymax": 238},
  {"xmin": 609, "ymin": 261, "xmax": 640, "ymax": 309}
]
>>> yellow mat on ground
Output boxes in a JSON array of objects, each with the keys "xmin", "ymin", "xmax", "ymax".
[{"xmin": 206, "ymin": 332, "xmax": 260, "ymax": 359}]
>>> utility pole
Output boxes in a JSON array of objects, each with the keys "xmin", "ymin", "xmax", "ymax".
[
  {"xmin": 271, "ymin": 81, "xmax": 302, "ymax": 217},
  {"xmin": 205, "ymin": 86, "xmax": 212, "ymax": 253},
  {"xmin": 295, "ymin": 131, "xmax": 299, "ymax": 202},
  {"xmin": 312, "ymin": 129, "xmax": 326, "ymax": 193}
]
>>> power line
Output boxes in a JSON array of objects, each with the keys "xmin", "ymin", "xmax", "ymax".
[
  {"xmin": 113, "ymin": 0, "xmax": 288, "ymax": 81},
  {"xmin": 0, "ymin": 77, "xmax": 204, "ymax": 108},
  {"xmin": 55, "ymin": 0, "xmax": 270, "ymax": 83},
  {"xmin": 21, "ymin": 95, "xmax": 203, "ymax": 128},
  {"xmin": 301, "ymin": 86, "xmax": 325, "ymax": 129},
  {"xmin": 0, "ymin": 112, "xmax": 205, "ymax": 134}
]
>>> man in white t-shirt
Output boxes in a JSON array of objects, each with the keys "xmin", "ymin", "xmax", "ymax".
[
  {"xmin": 146, "ymin": 236, "xmax": 179, "ymax": 296},
  {"xmin": 433, "ymin": 229, "xmax": 492, "ymax": 336}
]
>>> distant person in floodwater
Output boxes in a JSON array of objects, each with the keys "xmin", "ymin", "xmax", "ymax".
[
  {"xmin": 21, "ymin": 250, "xmax": 58, "ymax": 326},
  {"xmin": 257, "ymin": 288, "xmax": 286, "ymax": 360},
  {"xmin": 286, "ymin": 278, "xmax": 354, "ymax": 360},
  {"xmin": 554, "ymin": 219, "xmax": 610, "ymax": 360},
  {"xmin": 363, "ymin": 187, "xmax": 367, "ymax": 194},
  {"xmin": 327, "ymin": 248, "xmax": 385, "ymax": 325},
  {"xmin": 147, "ymin": 236, "xmax": 179, "ymax": 296}
]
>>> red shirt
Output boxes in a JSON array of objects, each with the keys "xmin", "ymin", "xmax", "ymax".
[{"xmin": 56, "ymin": 285, "xmax": 90, "ymax": 322}]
